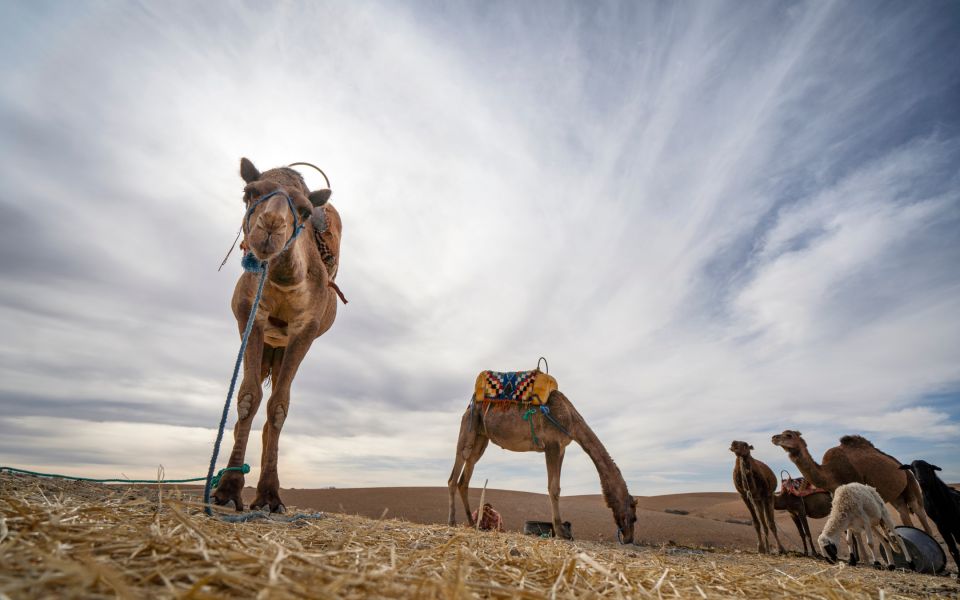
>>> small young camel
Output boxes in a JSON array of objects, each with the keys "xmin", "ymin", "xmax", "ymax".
[
  {"xmin": 730, "ymin": 441, "xmax": 785, "ymax": 554},
  {"xmin": 448, "ymin": 386, "xmax": 638, "ymax": 544}
]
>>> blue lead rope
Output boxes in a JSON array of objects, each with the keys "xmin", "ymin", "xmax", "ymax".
[{"xmin": 203, "ymin": 256, "xmax": 268, "ymax": 516}]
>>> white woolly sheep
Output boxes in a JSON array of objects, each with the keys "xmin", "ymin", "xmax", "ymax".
[{"xmin": 818, "ymin": 482, "xmax": 913, "ymax": 570}]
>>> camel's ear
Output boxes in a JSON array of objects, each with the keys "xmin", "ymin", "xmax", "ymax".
[
  {"xmin": 898, "ymin": 464, "xmax": 911, "ymax": 471},
  {"xmin": 932, "ymin": 464, "xmax": 942, "ymax": 471},
  {"xmin": 749, "ymin": 444, "xmax": 754, "ymax": 450},
  {"xmin": 240, "ymin": 157, "xmax": 261, "ymax": 183},
  {"xmin": 309, "ymin": 188, "xmax": 332, "ymax": 207}
]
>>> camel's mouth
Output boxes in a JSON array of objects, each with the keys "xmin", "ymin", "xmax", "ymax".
[{"xmin": 248, "ymin": 228, "xmax": 288, "ymax": 261}]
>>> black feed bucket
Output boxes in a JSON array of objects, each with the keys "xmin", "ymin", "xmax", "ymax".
[
  {"xmin": 879, "ymin": 526, "xmax": 947, "ymax": 574},
  {"xmin": 523, "ymin": 520, "xmax": 572, "ymax": 539}
]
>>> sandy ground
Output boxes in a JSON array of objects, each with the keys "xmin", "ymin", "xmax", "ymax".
[{"xmin": 222, "ymin": 485, "xmax": 957, "ymax": 569}]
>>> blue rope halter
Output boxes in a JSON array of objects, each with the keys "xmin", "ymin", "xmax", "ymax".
[{"xmin": 202, "ymin": 188, "xmax": 306, "ymax": 516}]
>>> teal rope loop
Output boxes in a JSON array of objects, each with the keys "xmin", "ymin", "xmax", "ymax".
[
  {"xmin": 522, "ymin": 408, "xmax": 539, "ymax": 447},
  {"xmin": 0, "ymin": 464, "xmax": 249, "ymax": 486}
]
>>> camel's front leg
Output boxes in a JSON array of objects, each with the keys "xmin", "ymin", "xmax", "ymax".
[
  {"xmin": 739, "ymin": 493, "xmax": 765, "ymax": 554},
  {"xmin": 761, "ymin": 497, "xmax": 785, "ymax": 554},
  {"xmin": 448, "ymin": 405, "xmax": 479, "ymax": 526},
  {"xmin": 545, "ymin": 444, "xmax": 571, "ymax": 539},
  {"xmin": 212, "ymin": 321, "xmax": 266, "ymax": 511},
  {"xmin": 251, "ymin": 325, "xmax": 319, "ymax": 513},
  {"xmin": 457, "ymin": 434, "xmax": 489, "ymax": 526}
]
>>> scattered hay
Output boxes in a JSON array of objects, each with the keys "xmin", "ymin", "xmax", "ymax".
[{"xmin": 1, "ymin": 472, "xmax": 955, "ymax": 598}]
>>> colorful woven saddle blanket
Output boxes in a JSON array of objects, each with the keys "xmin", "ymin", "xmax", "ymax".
[
  {"xmin": 475, "ymin": 369, "xmax": 558, "ymax": 407},
  {"xmin": 780, "ymin": 477, "xmax": 828, "ymax": 498}
]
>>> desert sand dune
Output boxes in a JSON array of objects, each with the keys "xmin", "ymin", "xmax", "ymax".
[{"xmin": 226, "ymin": 486, "xmax": 831, "ymax": 552}]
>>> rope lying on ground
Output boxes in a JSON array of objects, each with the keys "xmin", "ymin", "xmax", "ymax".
[
  {"xmin": 0, "ymin": 464, "xmax": 249, "ymax": 489},
  {"xmin": 219, "ymin": 510, "xmax": 326, "ymax": 524}
]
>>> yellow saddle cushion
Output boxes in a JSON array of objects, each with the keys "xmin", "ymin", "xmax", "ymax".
[{"xmin": 474, "ymin": 369, "xmax": 558, "ymax": 407}]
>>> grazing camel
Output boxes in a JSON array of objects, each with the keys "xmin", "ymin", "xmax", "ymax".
[
  {"xmin": 729, "ymin": 441, "xmax": 785, "ymax": 554},
  {"xmin": 213, "ymin": 157, "xmax": 342, "ymax": 513},
  {"xmin": 448, "ymin": 373, "xmax": 637, "ymax": 544},
  {"xmin": 771, "ymin": 431, "xmax": 932, "ymax": 535},
  {"xmin": 774, "ymin": 475, "xmax": 831, "ymax": 557}
]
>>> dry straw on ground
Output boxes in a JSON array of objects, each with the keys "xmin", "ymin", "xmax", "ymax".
[{"xmin": 1, "ymin": 472, "xmax": 956, "ymax": 599}]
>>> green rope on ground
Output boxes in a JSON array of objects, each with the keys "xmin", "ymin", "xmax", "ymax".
[
  {"xmin": 522, "ymin": 407, "xmax": 539, "ymax": 447},
  {"xmin": 0, "ymin": 464, "xmax": 250, "ymax": 486}
]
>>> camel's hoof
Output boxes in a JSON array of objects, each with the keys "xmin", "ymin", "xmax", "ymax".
[
  {"xmin": 251, "ymin": 490, "xmax": 285, "ymax": 514},
  {"xmin": 212, "ymin": 474, "xmax": 245, "ymax": 512},
  {"xmin": 907, "ymin": 560, "xmax": 916, "ymax": 571},
  {"xmin": 848, "ymin": 557, "xmax": 858, "ymax": 567},
  {"xmin": 251, "ymin": 499, "xmax": 286, "ymax": 514},
  {"xmin": 887, "ymin": 564, "xmax": 896, "ymax": 571},
  {"xmin": 212, "ymin": 495, "xmax": 244, "ymax": 512},
  {"xmin": 873, "ymin": 561, "xmax": 883, "ymax": 570}
]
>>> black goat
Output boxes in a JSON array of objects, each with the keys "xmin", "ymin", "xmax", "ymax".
[{"xmin": 900, "ymin": 460, "xmax": 960, "ymax": 578}]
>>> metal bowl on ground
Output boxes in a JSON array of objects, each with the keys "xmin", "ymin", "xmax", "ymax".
[{"xmin": 878, "ymin": 526, "xmax": 947, "ymax": 574}]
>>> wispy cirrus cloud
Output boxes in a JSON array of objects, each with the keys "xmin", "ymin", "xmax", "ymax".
[{"xmin": 0, "ymin": 1, "xmax": 958, "ymax": 495}]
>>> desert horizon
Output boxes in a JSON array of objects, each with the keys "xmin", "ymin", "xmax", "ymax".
[{"xmin": 175, "ymin": 483, "xmax": 959, "ymax": 562}]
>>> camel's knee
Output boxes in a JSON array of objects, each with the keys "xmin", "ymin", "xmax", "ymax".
[
  {"xmin": 272, "ymin": 405, "xmax": 287, "ymax": 429},
  {"xmin": 265, "ymin": 397, "xmax": 289, "ymax": 429},
  {"xmin": 237, "ymin": 392, "xmax": 258, "ymax": 420}
]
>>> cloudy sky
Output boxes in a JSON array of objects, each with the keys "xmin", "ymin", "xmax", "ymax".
[{"xmin": 1, "ymin": 1, "xmax": 958, "ymax": 498}]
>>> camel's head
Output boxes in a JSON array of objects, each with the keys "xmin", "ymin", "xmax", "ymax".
[
  {"xmin": 818, "ymin": 530, "xmax": 840, "ymax": 564},
  {"xmin": 614, "ymin": 496, "xmax": 638, "ymax": 545},
  {"xmin": 239, "ymin": 157, "xmax": 331, "ymax": 262},
  {"xmin": 729, "ymin": 440, "xmax": 753, "ymax": 458},
  {"xmin": 771, "ymin": 430, "xmax": 806, "ymax": 452},
  {"xmin": 899, "ymin": 460, "xmax": 942, "ymax": 487}
]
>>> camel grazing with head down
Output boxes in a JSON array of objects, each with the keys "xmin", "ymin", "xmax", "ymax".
[
  {"xmin": 771, "ymin": 430, "xmax": 932, "ymax": 535},
  {"xmin": 212, "ymin": 157, "xmax": 342, "ymax": 513},
  {"xmin": 448, "ymin": 370, "xmax": 638, "ymax": 544},
  {"xmin": 729, "ymin": 441, "xmax": 785, "ymax": 554},
  {"xmin": 774, "ymin": 475, "xmax": 832, "ymax": 557}
]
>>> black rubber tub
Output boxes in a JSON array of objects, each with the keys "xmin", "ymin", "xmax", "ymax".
[{"xmin": 878, "ymin": 526, "xmax": 947, "ymax": 574}]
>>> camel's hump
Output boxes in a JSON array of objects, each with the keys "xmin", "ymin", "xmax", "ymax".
[{"xmin": 839, "ymin": 435, "xmax": 875, "ymax": 448}]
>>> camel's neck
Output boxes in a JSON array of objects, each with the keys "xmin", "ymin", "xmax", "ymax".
[
  {"xmin": 267, "ymin": 238, "xmax": 308, "ymax": 286},
  {"xmin": 787, "ymin": 445, "xmax": 833, "ymax": 490},
  {"xmin": 737, "ymin": 455, "xmax": 754, "ymax": 481},
  {"xmin": 572, "ymin": 416, "xmax": 632, "ymax": 514}
]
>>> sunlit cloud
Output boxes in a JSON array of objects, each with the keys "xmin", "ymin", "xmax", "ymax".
[{"xmin": 1, "ymin": 1, "xmax": 958, "ymax": 495}]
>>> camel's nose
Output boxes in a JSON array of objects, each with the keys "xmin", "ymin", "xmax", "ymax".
[{"xmin": 257, "ymin": 211, "xmax": 286, "ymax": 233}]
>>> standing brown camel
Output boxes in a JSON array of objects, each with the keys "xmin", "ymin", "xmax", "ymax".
[
  {"xmin": 771, "ymin": 430, "xmax": 932, "ymax": 535},
  {"xmin": 774, "ymin": 475, "xmax": 832, "ymax": 557},
  {"xmin": 729, "ymin": 441, "xmax": 785, "ymax": 554},
  {"xmin": 447, "ymin": 374, "xmax": 637, "ymax": 544},
  {"xmin": 212, "ymin": 157, "xmax": 342, "ymax": 513}
]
